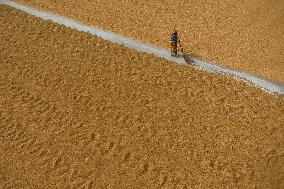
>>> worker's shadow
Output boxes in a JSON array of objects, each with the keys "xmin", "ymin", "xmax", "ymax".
[
  {"xmin": 183, "ymin": 52, "xmax": 203, "ymax": 65},
  {"xmin": 184, "ymin": 54, "xmax": 195, "ymax": 64},
  {"xmin": 172, "ymin": 54, "xmax": 185, "ymax": 59}
]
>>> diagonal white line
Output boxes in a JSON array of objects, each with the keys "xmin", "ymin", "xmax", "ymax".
[{"xmin": 1, "ymin": 0, "xmax": 284, "ymax": 94}]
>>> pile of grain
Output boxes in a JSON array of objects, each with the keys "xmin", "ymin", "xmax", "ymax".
[
  {"xmin": 0, "ymin": 5, "xmax": 283, "ymax": 188},
  {"xmin": 16, "ymin": 0, "xmax": 284, "ymax": 83}
]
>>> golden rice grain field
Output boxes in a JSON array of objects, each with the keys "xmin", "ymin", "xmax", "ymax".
[
  {"xmin": 16, "ymin": 0, "xmax": 284, "ymax": 83},
  {"xmin": 0, "ymin": 3, "xmax": 284, "ymax": 189}
]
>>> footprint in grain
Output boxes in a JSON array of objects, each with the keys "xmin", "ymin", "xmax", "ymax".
[
  {"xmin": 38, "ymin": 104, "xmax": 51, "ymax": 114},
  {"xmin": 15, "ymin": 136, "xmax": 32, "ymax": 148},
  {"xmin": 52, "ymin": 156, "xmax": 62, "ymax": 169},
  {"xmin": 140, "ymin": 161, "xmax": 149, "ymax": 176},
  {"xmin": 68, "ymin": 168, "xmax": 93, "ymax": 189},
  {"xmin": 123, "ymin": 152, "xmax": 131, "ymax": 163},
  {"xmin": 15, "ymin": 86, "xmax": 25, "ymax": 95},
  {"xmin": 23, "ymin": 138, "xmax": 36, "ymax": 148},
  {"xmin": 2, "ymin": 123, "xmax": 17, "ymax": 139},
  {"xmin": 71, "ymin": 179, "xmax": 92, "ymax": 189},
  {"xmin": 79, "ymin": 180, "xmax": 94, "ymax": 189},
  {"xmin": 89, "ymin": 132, "xmax": 96, "ymax": 142},
  {"xmin": 69, "ymin": 168, "xmax": 78, "ymax": 181},
  {"xmin": 159, "ymin": 174, "xmax": 168, "ymax": 187},
  {"xmin": 75, "ymin": 95, "xmax": 94, "ymax": 108},
  {"xmin": 34, "ymin": 73, "xmax": 42, "ymax": 80},
  {"xmin": 21, "ymin": 91, "xmax": 32, "ymax": 103},
  {"xmin": 26, "ymin": 144, "xmax": 42, "ymax": 156},
  {"xmin": 101, "ymin": 141, "xmax": 115, "ymax": 155}
]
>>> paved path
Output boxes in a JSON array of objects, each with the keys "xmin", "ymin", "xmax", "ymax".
[{"xmin": 1, "ymin": 0, "xmax": 284, "ymax": 94}]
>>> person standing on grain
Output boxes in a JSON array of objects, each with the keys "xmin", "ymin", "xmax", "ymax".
[{"xmin": 171, "ymin": 29, "xmax": 180, "ymax": 56}]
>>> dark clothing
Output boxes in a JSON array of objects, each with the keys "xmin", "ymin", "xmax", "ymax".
[
  {"xmin": 171, "ymin": 32, "xmax": 179, "ymax": 55},
  {"xmin": 171, "ymin": 34, "xmax": 178, "ymax": 43}
]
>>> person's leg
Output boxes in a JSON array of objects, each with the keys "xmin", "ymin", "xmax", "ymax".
[
  {"xmin": 171, "ymin": 42, "xmax": 175, "ymax": 55},
  {"xmin": 173, "ymin": 43, "xmax": 177, "ymax": 55}
]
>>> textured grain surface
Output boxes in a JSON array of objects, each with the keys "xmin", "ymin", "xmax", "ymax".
[
  {"xmin": 1, "ymin": 5, "xmax": 284, "ymax": 189},
  {"xmin": 15, "ymin": 0, "xmax": 284, "ymax": 83}
]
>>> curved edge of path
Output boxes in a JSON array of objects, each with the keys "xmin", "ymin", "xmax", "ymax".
[{"xmin": 1, "ymin": 0, "xmax": 284, "ymax": 95}]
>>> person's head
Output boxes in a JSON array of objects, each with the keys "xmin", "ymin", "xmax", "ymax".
[{"xmin": 172, "ymin": 28, "xmax": 177, "ymax": 35}]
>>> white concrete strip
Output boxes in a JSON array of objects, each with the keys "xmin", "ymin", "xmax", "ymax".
[{"xmin": 1, "ymin": 0, "xmax": 284, "ymax": 94}]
